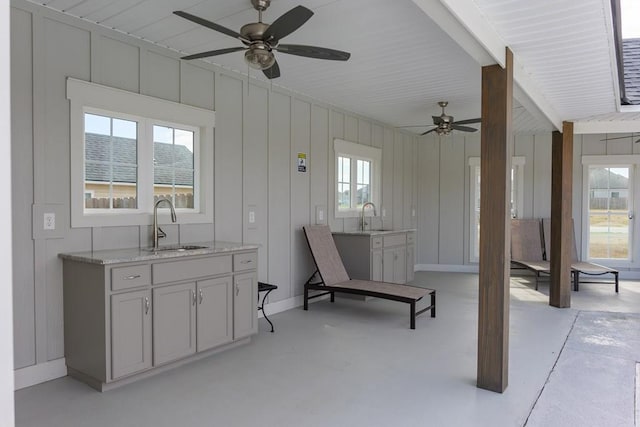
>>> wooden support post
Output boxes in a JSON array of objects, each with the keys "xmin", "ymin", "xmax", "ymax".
[
  {"xmin": 477, "ymin": 48, "xmax": 513, "ymax": 393},
  {"xmin": 550, "ymin": 122, "xmax": 573, "ymax": 308}
]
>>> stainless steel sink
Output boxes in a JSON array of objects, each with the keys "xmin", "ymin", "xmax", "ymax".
[{"xmin": 143, "ymin": 244, "xmax": 209, "ymax": 253}]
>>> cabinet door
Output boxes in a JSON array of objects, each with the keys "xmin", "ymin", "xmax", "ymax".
[
  {"xmin": 153, "ymin": 282, "xmax": 197, "ymax": 366},
  {"xmin": 233, "ymin": 272, "xmax": 258, "ymax": 340},
  {"xmin": 197, "ymin": 277, "xmax": 233, "ymax": 352},
  {"xmin": 406, "ymin": 245, "xmax": 415, "ymax": 283},
  {"xmin": 382, "ymin": 249, "xmax": 395, "ymax": 283},
  {"xmin": 394, "ymin": 247, "xmax": 407, "ymax": 284},
  {"xmin": 371, "ymin": 250, "xmax": 383, "ymax": 281},
  {"xmin": 111, "ymin": 289, "xmax": 152, "ymax": 380}
]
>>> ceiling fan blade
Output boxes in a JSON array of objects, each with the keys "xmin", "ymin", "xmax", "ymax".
[
  {"xmin": 263, "ymin": 61, "xmax": 281, "ymax": 79},
  {"xmin": 263, "ymin": 6, "xmax": 314, "ymax": 43},
  {"xmin": 181, "ymin": 46, "xmax": 245, "ymax": 60},
  {"xmin": 453, "ymin": 118, "xmax": 481, "ymax": 125},
  {"xmin": 396, "ymin": 125, "xmax": 433, "ymax": 128},
  {"xmin": 421, "ymin": 128, "xmax": 438, "ymax": 136},
  {"xmin": 451, "ymin": 124, "xmax": 478, "ymax": 132},
  {"xmin": 173, "ymin": 11, "xmax": 247, "ymax": 42},
  {"xmin": 276, "ymin": 44, "xmax": 350, "ymax": 61}
]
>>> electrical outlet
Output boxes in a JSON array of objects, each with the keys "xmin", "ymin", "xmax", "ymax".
[
  {"xmin": 382, "ymin": 208, "xmax": 386, "ymax": 217},
  {"xmin": 318, "ymin": 209, "xmax": 324, "ymax": 221},
  {"xmin": 44, "ymin": 213, "xmax": 55, "ymax": 230},
  {"xmin": 249, "ymin": 211, "xmax": 256, "ymax": 224}
]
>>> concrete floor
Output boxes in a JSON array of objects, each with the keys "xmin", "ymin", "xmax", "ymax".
[{"xmin": 14, "ymin": 272, "xmax": 640, "ymax": 427}]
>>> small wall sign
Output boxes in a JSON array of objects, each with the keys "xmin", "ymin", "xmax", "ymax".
[{"xmin": 297, "ymin": 152, "xmax": 307, "ymax": 173}]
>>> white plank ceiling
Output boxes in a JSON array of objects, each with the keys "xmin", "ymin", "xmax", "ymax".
[{"xmin": 31, "ymin": 0, "xmax": 624, "ymax": 134}]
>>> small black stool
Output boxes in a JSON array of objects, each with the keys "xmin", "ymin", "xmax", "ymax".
[{"xmin": 258, "ymin": 282, "xmax": 278, "ymax": 332}]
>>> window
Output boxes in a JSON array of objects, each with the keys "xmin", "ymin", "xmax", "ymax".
[
  {"xmin": 469, "ymin": 157, "xmax": 525, "ymax": 262},
  {"xmin": 582, "ymin": 155, "xmax": 639, "ymax": 266},
  {"xmin": 68, "ymin": 78, "xmax": 214, "ymax": 227},
  {"xmin": 84, "ymin": 112, "xmax": 139, "ymax": 210},
  {"xmin": 334, "ymin": 139, "xmax": 381, "ymax": 217}
]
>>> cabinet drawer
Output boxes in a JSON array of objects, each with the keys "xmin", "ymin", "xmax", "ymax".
[
  {"xmin": 383, "ymin": 234, "xmax": 406, "ymax": 247},
  {"xmin": 372, "ymin": 236, "xmax": 383, "ymax": 249},
  {"xmin": 407, "ymin": 233, "xmax": 415, "ymax": 244},
  {"xmin": 111, "ymin": 264, "xmax": 151, "ymax": 291},
  {"xmin": 152, "ymin": 255, "xmax": 232, "ymax": 285},
  {"xmin": 234, "ymin": 252, "xmax": 257, "ymax": 272}
]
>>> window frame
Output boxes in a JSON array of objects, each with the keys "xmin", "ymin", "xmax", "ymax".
[
  {"xmin": 333, "ymin": 138, "xmax": 381, "ymax": 218},
  {"xmin": 581, "ymin": 154, "xmax": 640, "ymax": 268},
  {"xmin": 67, "ymin": 78, "xmax": 214, "ymax": 228},
  {"xmin": 468, "ymin": 156, "xmax": 525, "ymax": 263}
]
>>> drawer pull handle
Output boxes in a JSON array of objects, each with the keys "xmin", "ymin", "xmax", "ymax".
[
  {"xmin": 240, "ymin": 260, "xmax": 252, "ymax": 264},
  {"xmin": 199, "ymin": 289, "xmax": 204, "ymax": 304},
  {"xmin": 144, "ymin": 297, "xmax": 150, "ymax": 315},
  {"xmin": 192, "ymin": 290, "xmax": 197, "ymax": 306},
  {"xmin": 236, "ymin": 285, "xmax": 239, "ymax": 296},
  {"xmin": 125, "ymin": 274, "xmax": 141, "ymax": 280}
]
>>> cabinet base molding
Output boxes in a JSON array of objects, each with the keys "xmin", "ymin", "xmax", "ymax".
[
  {"xmin": 69, "ymin": 337, "xmax": 251, "ymax": 392},
  {"xmin": 416, "ymin": 264, "xmax": 479, "ymax": 273},
  {"xmin": 14, "ymin": 358, "xmax": 68, "ymax": 390}
]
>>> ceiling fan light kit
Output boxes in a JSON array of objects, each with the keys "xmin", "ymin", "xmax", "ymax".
[{"xmin": 174, "ymin": 1, "xmax": 351, "ymax": 79}]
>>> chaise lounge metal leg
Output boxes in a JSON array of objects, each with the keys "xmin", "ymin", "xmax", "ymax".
[
  {"xmin": 574, "ymin": 271, "xmax": 580, "ymax": 292},
  {"xmin": 331, "ymin": 292, "xmax": 335, "ymax": 303},
  {"xmin": 304, "ymin": 286, "xmax": 309, "ymax": 311},
  {"xmin": 430, "ymin": 292, "xmax": 436, "ymax": 318},
  {"xmin": 410, "ymin": 302, "xmax": 416, "ymax": 330},
  {"xmin": 615, "ymin": 272, "xmax": 619, "ymax": 293}
]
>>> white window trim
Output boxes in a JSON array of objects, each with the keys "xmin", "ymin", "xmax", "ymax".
[
  {"xmin": 581, "ymin": 155, "xmax": 639, "ymax": 267},
  {"xmin": 333, "ymin": 138, "xmax": 381, "ymax": 218},
  {"xmin": 67, "ymin": 78, "xmax": 214, "ymax": 228},
  {"xmin": 468, "ymin": 156, "xmax": 525, "ymax": 263}
]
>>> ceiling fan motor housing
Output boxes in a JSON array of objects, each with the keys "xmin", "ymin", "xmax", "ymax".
[{"xmin": 251, "ymin": 0, "xmax": 271, "ymax": 11}]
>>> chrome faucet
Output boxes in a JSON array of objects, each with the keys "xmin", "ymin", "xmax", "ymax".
[
  {"xmin": 153, "ymin": 198, "xmax": 177, "ymax": 250},
  {"xmin": 361, "ymin": 202, "xmax": 377, "ymax": 231}
]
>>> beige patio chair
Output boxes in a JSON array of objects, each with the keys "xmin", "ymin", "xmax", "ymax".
[
  {"xmin": 542, "ymin": 219, "xmax": 619, "ymax": 292},
  {"xmin": 302, "ymin": 225, "xmax": 435, "ymax": 329},
  {"xmin": 510, "ymin": 219, "xmax": 550, "ymax": 290}
]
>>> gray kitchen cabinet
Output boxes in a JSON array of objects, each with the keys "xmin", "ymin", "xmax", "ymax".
[
  {"xmin": 333, "ymin": 230, "xmax": 415, "ymax": 284},
  {"xmin": 233, "ymin": 272, "xmax": 258, "ymax": 340},
  {"xmin": 111, "ymin": 289, "xmax": 152, "ymax": 379},
  {"xmin": 406, "ymin": 244, "xmax": 415, "ymax": 283},
  {"xmin": 371, "ymin": 249, "xmax": 383, "ymax": 281},
  {"xmin": 197, "ymin": 277, "xmax": 233, "ymax": 352},
  {"xmin": 60, "ymin": 244, "xmax": 258, "ymax": 391},
  {"xmin": 383, "ymin": 246, "xmax": 407, "ymax": 284},
  {"xmin": 153, "ymin": 282, "xmax": 197, "ymax": 366}
]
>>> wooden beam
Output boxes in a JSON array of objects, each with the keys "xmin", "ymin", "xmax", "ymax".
[
  {"xmin": 550, "ymin": 122, "xmax": 573, "ymax": 308},
  {"xmin": 477, "ymin": 48, "xmax": 513, "ymax": 393}
]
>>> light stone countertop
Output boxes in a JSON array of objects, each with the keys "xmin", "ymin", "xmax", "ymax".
[
  {"xmin": 58, "ymin": 241, "xmax": 260, "ymax": 265},
  {"xmin": 331, "ymin": 228, "xmax": 416, "ymax": 236}
]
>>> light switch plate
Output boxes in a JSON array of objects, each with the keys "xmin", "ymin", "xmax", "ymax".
[
  {"xmin": 315, "ymin": 205, "xmax": 326, "ymax": 225},
  {"xmin": 248, "ymin": 205, "xmax": 257, "ymax": 230}
]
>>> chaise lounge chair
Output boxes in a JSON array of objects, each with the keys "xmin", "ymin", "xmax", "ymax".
[
  {"xmin": 302, "ymin": 225, "xmax": 436, "ymax": 329},
  {"xmin": 510, "ymin": 219, "xmax": 550, "ymax": 290},
  {"xmin": 542, "ymin": 219, "xmax": 619, "ymax": 293}
]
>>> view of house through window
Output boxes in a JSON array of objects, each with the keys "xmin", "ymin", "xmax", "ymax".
[
  {"xmin": 337, "ymin": 156, "xmax": 372, "ymax": 210},
  {"xmin": 153, "ymin": 125, "xmax": 195, "ymax": 209},
  {"xmin": 84, "ymin": 113, "xmax": 138, "ymax": 209},
  {"xmin": 334, "ymin": 139, "xmax": 380, "ymax": 217},
  {"xmin": 587, "ymin": 166, "xmax": 632, "ymax": 260}
]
